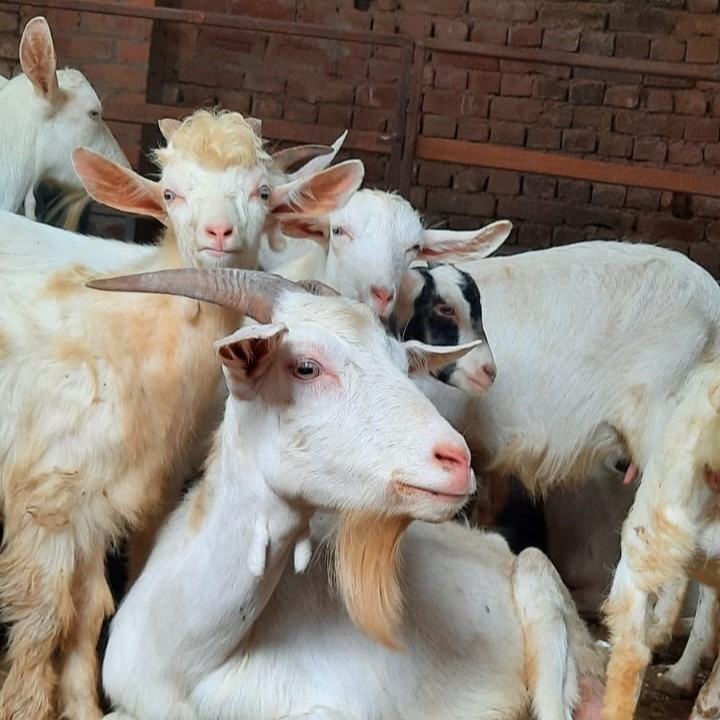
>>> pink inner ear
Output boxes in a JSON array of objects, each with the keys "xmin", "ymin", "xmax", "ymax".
[{"xmin": 20, "ymin": 19, "xmax": 58, "ymax": 99}]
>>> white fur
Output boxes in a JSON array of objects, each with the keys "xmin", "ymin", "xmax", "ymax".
[{"xmin": 102, "ymin": 293, "xmax": 602, "ymax": 720}]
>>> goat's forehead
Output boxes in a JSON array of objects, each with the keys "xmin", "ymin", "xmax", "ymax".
[
  {"xmin": 57, "ymin": 69, "xmax": 97, "ymax": 99},
  {"xmin": 335, "ymin": 191, "xmax": 423, "ymax": 243},
  {"xmin": 161, "ymin": 159, "xmax": 268, "ymax": 192}
]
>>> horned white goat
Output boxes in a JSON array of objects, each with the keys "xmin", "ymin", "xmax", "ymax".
[
  {"xmin": 95, "ymin": 267, "xmax": 605, "ymax": 720},
  {"xmin": 273, "ymin": 192, "xmax": 512, "ymax": 318},
  {"xmin": 0, "ymin": 110, "xmax": 363, "ymax": 720},
  {"xmin": 0, "ymin": 16, "xmax": 128, "ymax": 217}
]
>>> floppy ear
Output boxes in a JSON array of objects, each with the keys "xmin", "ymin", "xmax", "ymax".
[
  {"xmin": 420, "ymin": 220, "xmax": 513, "ymax": 263},
  {"xmin": 73, "ymin": 148, "xmax": 167, "ymax": 224},
  {"xmin": 286, "ymin": 130, "xmax": 349, "ymax": 182},
  {"xmin": 20, "ymin": 17, "xmax": 58, "ymax": 101},
  {"xmin": 270, "ymin": 160, "xmax": 363, "ymax": 220},
  {"xmin": 279, "ymin": 217, "xmax": 330, "ymax": 250},
  {"xmin": 403, "ymin": 339, "xmax": 483, "ymax": 376},
  {"xmin": 215, "ymin": 323, "xmax": 288, "ymax": 400},
  {"xmin": 158, "ymin": 118, "xmax": 181, "ymax": 143}
]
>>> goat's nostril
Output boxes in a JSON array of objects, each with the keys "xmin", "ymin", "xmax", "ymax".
[
  {"xmin": 483, "ymin": 363, "xmax": 497, "ymax": 382},
  {"xmin": 204, "ymin": 223, "xmax": 235, "ymax": 244},
  {"xmin": 432, "ymin": 443, "xmax": 469, "ymax": 470},
  {"xmin": 371, "ymin": 285, "xmax": 394, "ymax": 304}
]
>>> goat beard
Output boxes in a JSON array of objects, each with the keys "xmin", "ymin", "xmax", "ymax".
[{"xmin": 332, "ymin": 512, "xmax": 411, "ymax": 649}]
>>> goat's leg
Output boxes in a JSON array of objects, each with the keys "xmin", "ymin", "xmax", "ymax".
[
  {"xmin": 691, "ymin": 646, "xmax": 720, "ymax": 720},
  {"xmin": 647, "ymin": 576, "xmax": 689, "ymax": 651},
  {"xmin": 660, "ymin": 583, "xmax": 719, "ymax": 697},
  {"xmin": 0, "ymin": 523, "xmax": 76, "ymax": 720},
  {"xmin": 58, "ymin": 540, "xmax": 115, "ymax": 720},
  {"xmin": 512, "ymin": 547, "xmax": 606, "ymax": 720}
]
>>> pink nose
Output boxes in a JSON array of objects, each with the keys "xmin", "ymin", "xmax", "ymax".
[
  {"xmin": 370, "ymin": 285, "xmax": 395, "ymax": 315},
  {"xmin": 204, "ymin": 222, "xmax": 235, "ymax": 250},
  {"xmin": 432, "ymin": 443, "xmax": 471, "ymax": 495},
  {"xmin": 483, "ymin": 362, "xmax": 497, "ymax": 383}
]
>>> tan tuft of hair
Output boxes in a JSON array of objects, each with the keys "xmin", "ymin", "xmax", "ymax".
[
  {"xmin": 332, "ymin": 512, "xmax": 410, "ymax": 649},
  {"xmin": 153, "ymin": 109, "xmax": 270, "ymax": 171}
]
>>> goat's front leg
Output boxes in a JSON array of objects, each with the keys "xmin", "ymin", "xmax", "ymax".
[
  {"xmin": 0, "ymin": 521, "xmax": 76, "ymax": 720},
  {"xmin": 647, "ymin": 576, "xmax": 689, "ymax": 651},
  {"xmin": 692, "ymin": 647, "xmax": 720, "ymax": 720},
  {"xmin": 58, "ymin": 540, "xmax": 115, "ymax": 720}
]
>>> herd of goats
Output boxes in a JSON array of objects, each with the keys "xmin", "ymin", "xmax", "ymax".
[{"xmin": 1, "ymin": 13, "xmax": 720, "ymax": 720}]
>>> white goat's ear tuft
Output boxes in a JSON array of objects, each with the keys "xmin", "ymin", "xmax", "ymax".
[
  {"xmin": 158, "ymin": 118, "xmax": 181, "ymax": 143},
  {"xmin": 420, "ymin": 220, "xmax": 513, "ymax": 263},
  {"xmin": 215, "ymin": 323, "xmax": 288, "ymax": 400},
  {"xmin": 404, "ymin": 339, "xmax": 483, "ymax": 376},
  {"xmin": 20, "ymin": 17, "xmax": 58, "ymax": 101}
]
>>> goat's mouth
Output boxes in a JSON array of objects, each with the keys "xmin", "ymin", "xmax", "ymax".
[
  {"xmin": 199, "ymin": 248, "xmax": 242, "ymax": 257},
  {"xmin": 455, "ymin": 368, "xmax": 494, "ymax": 394},
  {"xmin": 392, "ymin": 480, "xmax": 469, "ymax": 504}
]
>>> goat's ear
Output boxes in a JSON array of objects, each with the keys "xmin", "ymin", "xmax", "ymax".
[
  {"xmin": 285, "ymin": 130, "xmax": 349, "ymax": 182},
  {"xmin": 246, "ymin": 116, "xmax": 262, "ymax": 137},
  {"xmin": 279, "ymin": 218, "xmax": 330, "ymax": 249},
  {"xmin": 73, "ymin": 148, "xmax": 167, "ymax": 224},
  {"xmin": 158, "ymin": 118, "xmax": 181, "ymax": 143},
  {"xmin": 403, "ymin": 339, "xmax": 483, "ymax": 376},
  {"xmin": 270, "ymin": 159, "xmax": 363, "ymax": 219},
  {"xmin": 215, "ymin": 323, "xmax": 288, "ymax": 400},
  {"xmin": 420, "ymin": 220, "xmax": 513, "ymax": 263},
  {"xmin": 20, "ymin": 17, "xmax": 58, "ymax": 101}
]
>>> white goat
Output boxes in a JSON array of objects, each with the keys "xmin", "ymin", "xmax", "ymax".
[
  {"xmin": 0, "ymin": 110, "xmax": 363, "ymax": 720},
  {"xmin": 94, "ymin": 267, "xmax": 605, "ymax": 720},
  {"xmin": 0, "ymin": 16, "xmax": 128, "ymax": 217},
  {"xmin": 273, "ymin": 192, "xmax": 512, "ymax": 317}
]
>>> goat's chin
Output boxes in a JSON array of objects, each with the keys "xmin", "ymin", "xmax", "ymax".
[
  {"xmin": 333, "ymin": 512, "xmax": 410, "ymax": 650},
  {"xmin": 391, "ymin": 482, "xmax": 469, "ymax": 522}
]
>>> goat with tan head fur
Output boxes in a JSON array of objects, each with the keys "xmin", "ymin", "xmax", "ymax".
[{"xmin": 0, "ymin": 109, "xmax": 363, "ymax": 720}]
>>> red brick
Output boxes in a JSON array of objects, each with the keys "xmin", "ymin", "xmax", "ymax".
[
  {"xmin": 432, "ymin": 51, "xmax": 499, "ymax": 72},
  {"xmin": 675, "ymin": 90, "xmax": 708, "ymax": 115},
  {"xmin": 368, "ymin": 59, "xmax": 401, "ymax": 83},
  {"xmin": 573, "ymin": 106, "xmax": 612, "ymax": 130},
  {"xmin": 686, "ymin": 37, "xmax": 720, "ymax": 64},
  {"xmin": 409, "ymin": 0, "xmax": 466, "ymax": 14},
  {"xmin": 243, "ymin": 71, "xmax": 286, "ymax": 95},
  {"xmin": 533, "ymin": 77, "xmax": 567, "ymax": 100},
  {"xmin": 637, "ymin": 215, "xmax": 705, "ymax": 243},
  {"xmin": 488, "ymin": 170, "xmax": 521, "ymax": 196},
  {"xmin": 398, "ymin": 11, "xmax": 432, "ymax": 37},
  {"xmin": 508, "ymin": 25, "xmax": 542, "ymax": 47},
  {"xmin": 0, "ymin": 11, "xmax": 16, "ymax": 32},
  {"xmin": 353, "ymin": 107, "xmax": 392, "ymax": 131},
  {"xmin": 537, "ymin": 5, "xmax": 607, "ymax": 28},
  {"xmin": 705, "ymin": 145, "xmax": 720, "ymax": 166},
  {"xmin": 579, "ymin": 31, "xmax": 615, "ymax": 56},
  {"xmin": 667, "ymin": 142, "xmax": 703, "ymax": 165},
  {"xmin": 598, "ymin": 133, "xmax": 633, "ymax": 158},
  {"xmin": 615, "ymin": 33, "xmax": 650, "ymax": 59},
  {"xmin": 522, "ymin": 176, "xmax": 557, "ymax": 198},
  {"xmin": 434, "ymin": 66, "xmax": 468, "ymax": 90},
  {"xmin": 433, "ymin": 17, "xmax": 468, "ymax": 42},
  {"xmin": 418, "ymin": 162, "xmax": 452, "ymax": 187},
  {"xmin": 501, "ymin": 59, "xmax": 571, "ymax": 79},
  {"xmin": 409, "ymin": 186, "xmax": 426, "ymax": 209},
  {"xmin": 644, "ymin": 75, "xmax": 695, "ymax": 90},
  {"xmin": 425, "ymin": 89, "xmax": 489, "ymax": 117},
  {"xmin": 251, "ymin": 95, "xmax": 283, "ymax": 119},
  {"xmin": 592, "ymin": 183, "xmax": 626, "ymax": 208},
  {"xmin": 553, "ymin": 226, "xmax": 582, "ymax": 245},
  {"xmin": 336, "ymin": 57, "xmax": 369, "ymax": 81},
  {"xmin": 0, "ymin": 34, "xmax": 17, "ymax": 60},
  {"xmin": 626, "ymin": 188, "xmax": 661, "ymax": 212},
  {"xmin": 646, "ymin": 89, "xmax": 673, "ymax": 113},
  {"xmin": 605, "ymin": 85, "xmax": 640, "ymax": 109},
  {"xmin": 357, "ymin": 81, "xmax": 397, "ymax": 108},
  {"xmin": 650, "ymin": 37, "xmax": 686, "ymax": 62},
  {"xmin": 81, "ymin": 64, "xmax": 148, "ymax": 94},
  {"xmin": 490, "ymin": 121, "xmax": 526, "ymax": 146},
  {"xmin": 689, "ymin": 243, "xmax": 720, "ymax": 275},
  {"xmin": 543, "ymin": 28, "xmax": 580, "ymax": 52},
  {"xmin": 468, "ymin": 70, "xmax": 501, "ymax": 95},
  {"xmin": 500, "ymin": 73, "xmax": 533, "ymax": 97},
  {"xmin": 283, "ymin": 100, "xmax": 318, "ymax": 123},
  {"xmin": 558, "ymin": 179, "xmax": 591, "ymax": 203},
  {"xmin": 685, "ymin": 118, "xmax": 720, "ymax": 143},
  {"xmin": 490, "ymin": 96, "xmax": 542, "ymax": 122},
  {"xmin": 633, "ymin": 137, "xmax": 668, "ymax": 162},
  {"xmin": 693, "ymin": 196, "xmax": 720, "ymax": 217},
  {"xmin": 687, "ymin": 0, "xmax": 720, "ymax": 11},
  {"xmin": 55, "ymin": 33, "xmax": 116, "ymax": 62},
  {"xmin": 569, "ymin": 80, "xmax": 605, "ymax": 105},
  {"xmin": 422, "ymin": 114, "xmax": 457, "ymax": 138},
  {"xmin": 562, "ymin": 129, "xmax": 597, "ymax": 153},
  {"xmin": 608, "ymin": 8, "xmax": 674, "ymax": 34},
  {"xmin": 452, "ymin": 168, "xmax": 490, "ymax": 193},
  {"xmin": 81, "ymin": 13, "xmax": 151, "ymax": 38},
  {"xmin": 116, "ymin": 40, "xmax": 150, "ymax": 65},
  {"xmin": 317, "ymin": 103, "xmax": 353, "ymax": 127},
  {"xmin": 469, "ymin": 20, "xmax": 508, "ymax": 45},
  {"xmin": 497, "ymin": 196, "xmax": 565, "ymax": 224},
  {"xmin": 427, "ymin": 189, "xmax": 496, "ymax": 216},
  {"xmin": 519, "ymin": 224, "xmax": 552, "ymax": 248},
  {"xmin": 373, "ymin": 45, "xmax": 402, "ymax": 63},
  {"xmin": 526, "ymin": 127, "xmax": 561, "ymax": 149},
  {"xmin": 38, "ymin": 9, "xmax": 81, "ymax": 33},
  {"xmin": 216, "ymin": 89, "xmax": 251, "ymax": 115},
  {"xmin": 457, "ymin": 118, "xmax": 489, "ymax": 141},
  {"xmin": 539, "ymin": 103, "xmax": 573, "ymax": 128},
  {"xmin": 565, "ymin": 205, "xmax": 634, "ymax": 234},
  {"xmin": 614, "ymin": 110, "xmax": 685, "ymax": 139},
  {"xmin": 371, "ymin": 11, "xmax": 397, "ymax": 33},
  {"xmin": 469, "ymin": 1, "xmax": 537, "ymax": 21}
]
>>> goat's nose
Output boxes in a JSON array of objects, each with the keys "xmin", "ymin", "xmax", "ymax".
[
  {"xmin": 432, "ymin": 442, "xmax": 472, "ymax": 494},
  {"xmin": 483, "ymin": 362, "xmax": 497, "ymax": 383},
  {"xmin": 204, "ymin": 222, "xmax": 235, "ymax": 250},
  {"xmin": 370, "ymin": 285, "xmax": 395, "ymax": 315}
]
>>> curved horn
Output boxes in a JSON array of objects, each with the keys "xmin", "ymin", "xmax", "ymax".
[
  {"xmin": 296, "ymin": 279, "xmax": 340, "ymax": 297},
  {"xmin": 86, "ymin": 268, "xmax": 304, "ymax": 323},
  {"xmin": 272, "ymin": 144, "xmax": 333, "ymax": 173}
]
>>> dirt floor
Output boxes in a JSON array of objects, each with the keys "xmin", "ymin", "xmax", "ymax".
[{"xmin": 636, "ymin": 664, "xmax": 697, "ymax": 720}]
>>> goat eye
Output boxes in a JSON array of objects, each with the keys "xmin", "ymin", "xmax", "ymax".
[
  {"xmin": 434, "ymin": 304, "xmax": 457, "ymax": 320},
  {"xmin": 292, "ymin": 358, "xmax": 323, "ymax": 381},
  {"xmin": 331, "ymin": 226, "xmax": 347, "ymax": 237},
  {"xmin": 258, "ymin": 185, "xmax": 271, "ymax": 202},
  {"xmin": 408, "ymin": 244, "xmax": 421, "ymax": 253},
  {"xmin": 89, "ymin": 109, "xmax": 100, "ymax": 120},
  {"xmin": 163, "ymin": 189, "xmax": 176, "ymax": 203}
]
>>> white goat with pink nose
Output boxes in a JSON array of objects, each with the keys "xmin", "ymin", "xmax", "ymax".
[
  {"xmin": 0, "ymin": 16, "xmax": 129, "ymax": 217},
  {"xmin": 95, "ymin": 268, "xmax": 605, "ymax": 720}
]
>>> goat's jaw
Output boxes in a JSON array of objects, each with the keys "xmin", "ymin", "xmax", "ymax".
[{"xmin": 390, "ymin": 479, "xmax": 472, "ymax": 522}]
